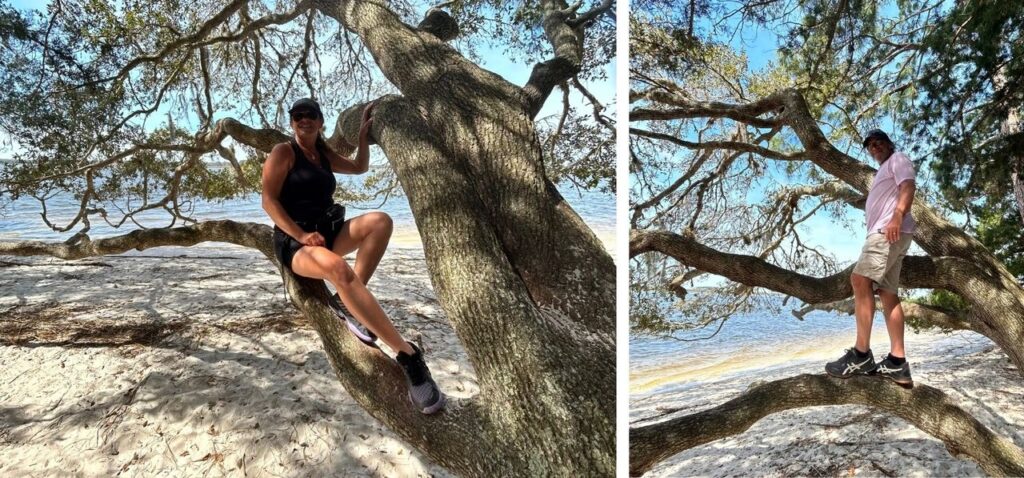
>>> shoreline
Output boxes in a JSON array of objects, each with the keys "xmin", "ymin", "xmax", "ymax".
[
  {"xmin": 0, "ymin": 247, "xmax": 468, "ymax": 477},
  {"xmin": 630, "ymin": 330, "xmax": 1023, "ymax": 477},
  {"xmin": 629, "ymin": 323, "xmax": 969, "ymax": 395}
]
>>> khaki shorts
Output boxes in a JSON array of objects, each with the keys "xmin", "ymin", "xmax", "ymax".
[{"xmin": 852, "ymin": 233, "xmax": 912, "ymax": 293}]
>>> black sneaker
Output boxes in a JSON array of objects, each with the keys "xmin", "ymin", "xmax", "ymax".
[
  {"xmin": 396, "ymin": 343, "xmax": 446, "ymax": 415},
  {"xmin": 873, "ymin": 355, "xmax": 913, "ymax": 387},
  {"xmin": 327, "ymin": 293, "xmax": 377, "ymax": 346},
  {"xmin": 825, "ymin": 348, "xmax": 876, "ymax": 378}
]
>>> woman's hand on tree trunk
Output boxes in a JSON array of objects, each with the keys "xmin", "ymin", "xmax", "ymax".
[{"xmin": 360, "ymin": 101, "xmax": 376, "ymax": 138}]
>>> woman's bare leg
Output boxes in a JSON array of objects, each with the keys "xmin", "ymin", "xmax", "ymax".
[
  {"xmin": 331, "ymin": 212, "xmax": 393, "ymax": 285},
  {"xmin": 291, "ymin": 245, "xmax": 413, "ymax": 355}
]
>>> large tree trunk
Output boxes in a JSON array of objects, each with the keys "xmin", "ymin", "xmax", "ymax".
[
  {"xmin": 362, "ymin": 96, "xmax": 615, "ymax": 474},
  {"xmin": 314, "ymin": 1, "xmax": 615, "ymax": 473}
]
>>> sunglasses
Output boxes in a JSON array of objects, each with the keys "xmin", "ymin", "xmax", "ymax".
[{"xmin": 290, "ymin": 111, "xmax": 320, "ymax": 121}]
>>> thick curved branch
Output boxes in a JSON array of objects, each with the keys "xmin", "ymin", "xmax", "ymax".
[
  {"xmin": 565, "ymin": 0, "xmax": 613, "ymax": 27},
  {"xmin": 631, "ymin": 90, "xmax": 784, "ymax": 129},
  {"xmin": 629, "ymin": 228, "xmax": 986, "ymax": 304},
  {"xmin": 630, "ymin": 374, "xmax": 1024, "ymax": 477},
  {"xmin": 523, "ymin": 0, "xmax": 614, "ymax": 118},
  {"xmin": 630, "ymin": 127, "xmax": 806, "ymax": 161},
  {"xmin": 778, "ymin": 180, "xmax": 865, "ymax": 209},
  {"xmin": 207, "ymin": 117, "xmax": 290, "ymax": 152}
]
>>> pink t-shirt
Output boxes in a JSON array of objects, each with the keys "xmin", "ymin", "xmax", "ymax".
[{"xmin": 865, "ymin": 151, "xmax": 916, "ymax": 235}]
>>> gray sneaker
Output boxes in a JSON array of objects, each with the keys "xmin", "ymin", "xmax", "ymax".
[
  {"xmin": 396, "ymin": 343, "xmax": 446, "ymax": 414},
  {"xmin": 328, "ymin": 293, "xmax": 377, "ymax": 346},
  {"xmin": 872, "ymin": 355, "xmax": 913, "ymax": 387},
  {"xmin": 825, "ymin": 348, "xmax": 876, "ymax": 378}
]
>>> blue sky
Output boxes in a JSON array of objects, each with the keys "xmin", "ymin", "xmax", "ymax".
[{"xmin": 742, "ymin": 34, "xmax": 874, "ymax": 264}]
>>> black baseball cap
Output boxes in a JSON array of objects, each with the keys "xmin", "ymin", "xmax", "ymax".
[
  {"xmin": 862, "ymin": 129, "xmax": 892, "ymax": 148},
  {"xmin": 288, "ymin": 98, "xmax": 322, "ymax": 118}
]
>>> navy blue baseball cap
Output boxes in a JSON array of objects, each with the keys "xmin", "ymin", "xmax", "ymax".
[
  {"xmin": 862, "ymin": 129, "xmax": 892, "ymax": 148},
  {"xmin": 288, "ymin": 98, "xmax": 322, "ymax": 118}
]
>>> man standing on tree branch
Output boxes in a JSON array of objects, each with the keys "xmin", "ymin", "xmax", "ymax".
[{"xmin": 826, "ymin": 129, "xmax": 916, "ymax": 387}]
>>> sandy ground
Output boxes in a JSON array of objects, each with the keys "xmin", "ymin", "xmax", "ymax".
[
  {"xmin": 630, "ymin": 330, "xmax": 1024, "ymax": 477},
  {"xmin": 0, "ymin": 244, "xmax": 474, "ymax": 477}
]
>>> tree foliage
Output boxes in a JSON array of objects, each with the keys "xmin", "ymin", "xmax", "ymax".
[
  {"xmin": 912, "ymin": 1, "xmax": 1023, "ymax": 214},
  {"xmin": 0, "ymin": 0, "xmax": 615, "ymax": 235},
  {"xmin": 630, "ymin": 0, "xmax": 1024, "ymax": 337}
]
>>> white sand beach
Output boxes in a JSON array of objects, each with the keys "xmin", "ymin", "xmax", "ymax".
[
  {"xmin": 630, "ymin": 330, "xmax": 1024, "ymax": 477},
  {"xmin": 0, "ymin": 244, "xmax": 473, "ymax": 477}
]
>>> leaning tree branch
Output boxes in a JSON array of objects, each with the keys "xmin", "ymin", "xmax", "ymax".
[
  {"xmin": 630, "ymin": 127, "xmax": 807, "ymax": 162},
  {"xmin": 630, "ymin": 374, "xmax": 1024, "ymax": 477},
  {"xmin": 320, "ymin": 0, "xmax": 620, "ymax": 339},
  {"xmin": 629, "ymin": 229, "xmax": 991, "ymax": 305},
  {"xmin": 631, "ymin": 89, "xmax": 783, "ymax": 129},
  {"xmin": 523, "ymin": 0, "xmax": 614, "ymax": 118}
]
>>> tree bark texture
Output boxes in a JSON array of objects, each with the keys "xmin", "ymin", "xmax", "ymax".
[
  {"xmin": 629, "ymin": 375, "xmax": 1024, "ymax": 477},
  {"xmin": 311, "ymin": 2, "xmax": 616, "ymax": 473}
]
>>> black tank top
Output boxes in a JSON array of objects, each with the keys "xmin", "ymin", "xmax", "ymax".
[{"xmin": 279, "ymin": 140, "xmax": 336, "ymax": 225}]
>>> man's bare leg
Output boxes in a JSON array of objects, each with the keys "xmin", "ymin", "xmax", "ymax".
[
  {"xmin": 878, "ymin": 289, "xmax": 906, "ymax": 358},
  {"xmin": 851, "ymin": 273, "xmax": 877, "ymax": 353}
]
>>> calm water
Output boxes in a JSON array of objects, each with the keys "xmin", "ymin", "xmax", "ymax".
[
  {"xmin": 630, "ymin": 303, "xmax": 907, "ymax": 395},
  {"xmin": 0, "ymin": 180, "xmax": 615, "ymax": 250}
]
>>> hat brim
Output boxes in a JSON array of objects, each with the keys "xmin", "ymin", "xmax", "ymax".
[{"xmin": 288, "ymin": 107, "xmax": 321, "ymax": 117}]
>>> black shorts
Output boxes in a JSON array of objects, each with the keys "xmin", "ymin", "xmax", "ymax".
[{"xmin": 273, "ymin": 221, "xmax": 344, "ymax": 269}]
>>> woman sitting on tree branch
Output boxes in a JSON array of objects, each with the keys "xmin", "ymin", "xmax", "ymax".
[{"xmin": 261, "ymin": 98, "xmax": 445, "ymax": 414}]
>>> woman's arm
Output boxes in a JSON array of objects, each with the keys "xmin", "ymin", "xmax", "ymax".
[
  {"xmin": 262, "ymin": 143, "xmax": 324, "ymax": 246},
  {"xmin": 327, "ymin": 102, "xmax": 375, "ymax": 174}
]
